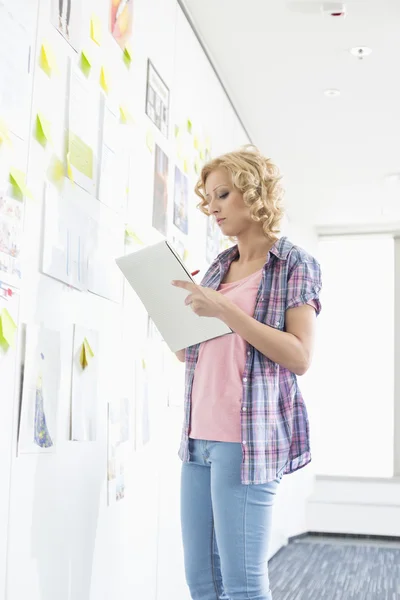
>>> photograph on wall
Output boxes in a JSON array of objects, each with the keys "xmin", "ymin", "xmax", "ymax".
[
  {"xmin": 70, "ymin": 325, "xmax": 99, "ymax": 442},
  {"xmin": 173, "ymin": 167, "xmax": 189, "ymax": 235},
  {"xmin": 107, "ymin": 397, "xmax": 130, "ymax": 504},
  {"xmin": 152, "ymin": 145, "xmax": 169, "ymax": 236},
  {"xmin": 18, "ymin": 325, "xmax": 61, "ymax": 455},
  {"xmin": 110, "ymin": 0, "xmax": 133, "ymax": 49},
  {"xmin": 0, "ymin": 188, "xmax": 24, "ymax": 287},
  {"xmin": 206, "ymin": 216, "xmax": 220, "ymax": 264},
  {"xmin": 145, "ymin": 60, "xmax": 169, "ymax": 138},
  {"xmin": 51, "ymin": 0, "xmax": 82, "ymax": 51}
]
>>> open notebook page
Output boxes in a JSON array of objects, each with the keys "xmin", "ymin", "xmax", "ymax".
[{"xmin": 116, "ymin": 241, "xmax": 232, "ymax": 352}]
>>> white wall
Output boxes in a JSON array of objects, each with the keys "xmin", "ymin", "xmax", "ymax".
[{"xmin": 0, "ymin": 2, "xmax": 322, "ymax": 600}]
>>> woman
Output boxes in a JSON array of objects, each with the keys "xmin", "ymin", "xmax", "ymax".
[{"xmin": 172, "ymin": 146, "xmax": 322, "ymax": 600}]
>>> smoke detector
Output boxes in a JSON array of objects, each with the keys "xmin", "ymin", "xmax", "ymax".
[
  {"xmin": 324, "ymin": 88, "xmax": 341, "ymax": 97},
  {"xmin": 350, "ymin": 46, "xmax": 372, "ymax": 60}
]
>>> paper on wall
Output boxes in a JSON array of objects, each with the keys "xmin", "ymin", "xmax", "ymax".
[
  {"xmin": 18, "ymin": 325, "xmax": 61, "ymax": 454},
  {"xmin": 70, "ymin": 324, "xmax": 98, "ymax": 442}
]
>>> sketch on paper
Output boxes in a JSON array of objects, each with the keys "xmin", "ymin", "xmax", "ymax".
[
  {"xmin": 18, "ymin": 326, "xmax": 61, "ymax": 454},
  {"xmin": 110, "ymin": 0, "xmax": 133, "ymax": 49},
  {"xmin": 173, "ymin": 167, "xmax": 189, "ymax": 235},
  {"xmin": 145, "ymin": 60, "xmax": 169, "ymax": 138},
  {"xmin": 107, "ymin": 397, "xmax": 130, "ymax": 504},
  {"xmin": 42, "ymin": 183, "xmax": 89, "ymax": 291},
  {"xmin": 70, "ymin": 325, "xmax": 98, "ymax": 442},
  {"xmin": 51, "ymin": 0, "xmax": 82, "ymax": 51},
  {"xmin": 152, "ymin": 145, "xmax": 169, "ymax": 236},
  {"xmin": 0, "ymin": 189, "xmax": 23, "ymax": 286}
]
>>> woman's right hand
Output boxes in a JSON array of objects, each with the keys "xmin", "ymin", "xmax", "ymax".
[{"xmin": 175, "ymin": 349, "xmax": 186, "ymax": 363}]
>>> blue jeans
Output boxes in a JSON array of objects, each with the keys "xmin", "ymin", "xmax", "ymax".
[{"xmin": 181, "ymin": 439, "xmax": 281, "ymax": 600}]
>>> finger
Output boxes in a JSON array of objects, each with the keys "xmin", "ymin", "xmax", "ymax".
[
  {"xmin": 171, "ymin": 280, "xmax": 197, "ymax": 291},
  {"xmin": 184, "ymin": 294, "xmax": 193, "ymax": 306}
]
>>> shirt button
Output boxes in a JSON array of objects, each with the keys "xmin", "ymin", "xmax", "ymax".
[
  {"xmin": 242, "ymin": 440, "xmax": 247, "ymax": 445},
  {"xmin": 247, "ymin": 350, "xmax": 251, "ymax": 356},
  {"xmin": 275, "ymin": 321, "xmax": 280, "ymax": 326},
  {"xmin": 242, "ymin": 407, "xmax": 247, "ymax": 412},
  {"xmin": 243, "ymin": 377, "xmax": 247, "ymax": 383}
]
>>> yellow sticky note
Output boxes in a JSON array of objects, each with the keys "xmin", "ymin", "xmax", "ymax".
[
  {"xmin": 80, "ymin": 50, "xmax": 92, "ymax": 77},
  {"xmin": 99, "ymin": 66, "xmax": 109, "ymax": 94},
  {"xmin": 183, "ymin": 159, "xmax": 189, "ymax": 174},
  {"xmin": 0, "ymin": 119, "xmax": 11, "ymax": 146},
  {"xmin": 187, "ymin": 119, "xmax": 193, "ymax": 134},
  {"xmin": 0, "ymin": 308, "xmax": 17, "ymax": 351},
  {"xmin": 119, "ymin": 105, "xmax": 132, "ymax": 124},
  {"xmin": 194, "ymin": 157, "xmax": 201, "ymax": 175},
  {"xmin": 142, "ymin": 358, "xmax": 146, "ymax": 370},
  {"xmin": 66, "ymin": 152, "xmax": 74, "ymax": 182},
  {"xmin": 174, "ymin": 125, "xmax": 180, "ymax": 138},
  {"xmin": 69, "ymin": 132, "xmax": 93, "ymax": 179},
  {"xmin": 146, "ymin": 130, "xmax": 154, "ymax": 153},
  {"xmin": 47, "ymin": 154, "xmax": 65, "ymax": 187},
  {"xmin": 9, "ymin": 168, "xmax": 32, "ymax": 199},
  {"xmin": 90, "ymin": 14, "xmax": 102, "ymax": 45},
  {"xmin": 125, "ymin": 228, "xmax": 143, "ymax": 245},
  {"xmin": 39, "ymin": 42, "xmax": 57, "ymax": 77},
  {"xmin": 199, "ymin": 148, "xmax": 205, "ymax": 161},
  {"xmin": 194, "ymin": 136, "xmax": 200, "ymax": 151},
  {"xmin": 79, "ymin": 337, "xmax": 94, "ymax": 370},
  {"xmin": 123, "ymin": 44, "xmax": 133, "ymax": 67},
  {"xmin": 205, "ymin": 136, "xmax": 211, "ymax": 151},
  {"xmin": 35, "ymin": 113, "xmax": 52, "ymax": 147}
]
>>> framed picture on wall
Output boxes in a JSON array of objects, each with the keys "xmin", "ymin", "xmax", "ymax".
[
  {"xmin": 51, "ymin": 0, "xmax": 82, "ymax": 51},
  {"xmin": 173, "ymin": 167, "xmax": 189, "ymax": 235},
  {"xmin": 110, "ymin": 0, "xmax": 133, "ymax": 49},
  {"xmin": 145, "ymin": 60, "xmax": 169, "ymax": 138}
]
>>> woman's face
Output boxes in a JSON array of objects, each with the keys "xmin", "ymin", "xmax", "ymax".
[{"xmin": 205, "ymin": 168, "xmax": 257, "ymax": 238}]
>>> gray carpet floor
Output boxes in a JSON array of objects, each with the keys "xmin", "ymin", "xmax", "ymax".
[{"xmin": 269, "ymin": 536, "xmax": 400, "ymax": 600}]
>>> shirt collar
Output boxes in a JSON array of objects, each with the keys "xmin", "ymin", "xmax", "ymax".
[{"xmin": 218, "ymin": 236, "xmax": 292, "ymax": 267}]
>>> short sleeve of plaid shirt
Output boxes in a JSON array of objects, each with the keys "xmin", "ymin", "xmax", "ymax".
[{"xmin": 286, "ymin": 251, "xmax": 322, "ymax": 315}]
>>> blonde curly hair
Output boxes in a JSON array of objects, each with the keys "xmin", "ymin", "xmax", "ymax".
[{"xmin": 195, "ymin": 145, "xmax": 285, "ymax": 238}]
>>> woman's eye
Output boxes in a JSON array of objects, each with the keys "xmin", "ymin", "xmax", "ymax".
[{"xmin": 219, "ymin": 192, "xmax": 229, "ymax": 199}]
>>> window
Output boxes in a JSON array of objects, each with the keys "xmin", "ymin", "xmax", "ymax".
[{"xmin": 313, "ymin": 234, "xmax": 394, "ymax": 478}]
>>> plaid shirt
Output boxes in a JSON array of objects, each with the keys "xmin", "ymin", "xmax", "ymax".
[{"xmin": 178, "ymin": 236, "xmax": 322, "ymax": 484}]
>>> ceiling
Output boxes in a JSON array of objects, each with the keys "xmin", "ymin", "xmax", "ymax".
[{"xmin": 181, "ymin": 0, "xmax": 400, "ymax": 227}]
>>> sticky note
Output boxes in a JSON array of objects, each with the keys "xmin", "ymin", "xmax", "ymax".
[
  {"xmin": 205, "ymin": 136, "xmax": 211, "ymax": 151},
  {"xmin": 125, "ymin": 228, "xmax": 143, "ymax": 245},
  {"xmin": 119, "ymin": 105, "xmax": 132, "ymax": 124},
  {"xmin": 194, "ymin": 157, "xmax": 201, "ymax": 175},
  {"xmin": 79, "ymin": 337, "xmax": 94, "ymax": 370},
  {"xmin": 99, "ymin": 66, "xmax": 109, "ymax": 94},
  {"xmin": 194, "ymin": 136, "xmax": 200, "ymax": 151},
  {"xmin": 9, "ymin": 168, "xmax": 32, "ymax": 199},
  {"xmin": 69, "ymin": 132, "xmax": 93, "ymax": 179},
  {"xmin": 199, "ymin": 148, "xmax": 205, "ymax": 161},
  {"xmin": 90, "ymin": 14, "xmax": 102, "ymax": 45},
  {"xmin": 141, "ymin": 358, "xmax": 146, "ymax": 370},
  {"xmin": 35, "ymin": 113, "xmax": 52, "ymax": 147},
  {"xmin": 183, "ymin": 159, "xmax": 189, "ymax": 174},
  {"xmin": 187, "ymin": 119, "xmax": 193, "ymax": 134},
  {"xmin": 80, "ymin": 50, "xmax": 92, "ymax": 77},
  {"xmin": 39, "ymin": 42, "xmax": 57, "ymax": 77},
  {"xmin": 0, "ymin": 119, "xmax": 11, "ymax": 146},
  {"xmin": 146, "ymin": 130, "xmax": 154, "ymax": 153},
  {"xmin": 47, "ymin": 154, "xmax": 65, "ymax": 186},
  {"xmin": 66, "ymin": 152, "xmax": 74, "ymax": 182},
  {"xmin": 174, "ymin": 125, "xmax": 180, "ymax": 138},
  {"xmin": 123, "ymin": 44, "xmax": 133, "ymax": 67},
  {"xmin": 0, "ymin": 308, "xmax": 17, "ymax": 351}
]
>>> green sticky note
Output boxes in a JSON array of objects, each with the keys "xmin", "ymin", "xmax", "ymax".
[
  {"xmin": 187, "ymin": 119, "xmax": 192, "ymax": 134},
  {"xmin": 123, "ymin": 45, "xmax": 132, "ymax": 67},
  {"xmin": 35, "ymin": 113, "xmax": 52, "ymax": 147},
  {"xmin": 80, "ymin": 50, "xmax": 92, "ymax": 77},
  {"xmin": 68, "ymin": 132, "xmax": 93, "ymax": 179},
  {"xmin": 0, "ymin": 308, "xmax": 17, "ymax": 351},
  {"xmin": 9, "ymin": 168, "xmax": 32, "ymax": 199}
]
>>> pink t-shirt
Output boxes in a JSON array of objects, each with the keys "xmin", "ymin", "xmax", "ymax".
[{"xmin": 189, "ymin": 268, "xmax": 263, "ymax": 443}]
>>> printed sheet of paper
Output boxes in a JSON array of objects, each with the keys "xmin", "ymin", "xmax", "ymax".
[
  {"xmin": 42, "ymin": 182, "xmax": 91, "ymax": 290},
  {"xmin": 98, "ymin": 104, "xmax": 128, "ymax": 214},
  {"xmin": 107, "ymin": 397, "xmax": 130, "ymax": 504},
  {"xmin": 0, "ymin": 187, "xmax": 24, "ymax": 287},
  {"xmin": 68, "ymin": 65, "xmax": 100, "ymax": 195},
  {"xmin": 87, "ymin": 202, "xmax": 124, "ymax": 303},
  {"xmin": 18, "ymin": 325, "xmax": 61, "ymax": 454},
  {"xmin": 0, "ymin": 7, "xmax": 31, "ymax": 140},
  {"xmin": 70, "ymin": 324, "xmax": 98, "ymax": 441}
]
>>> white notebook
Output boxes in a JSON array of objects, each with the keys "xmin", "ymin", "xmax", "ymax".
[{"xmin": 115, "ymin": 241, "xmax": 232, "ymax": 352}]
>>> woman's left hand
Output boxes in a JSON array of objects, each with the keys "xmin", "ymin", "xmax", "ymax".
[{"xmin": 171, "ymin": 280, "xmax": 229, "ymax": 319}]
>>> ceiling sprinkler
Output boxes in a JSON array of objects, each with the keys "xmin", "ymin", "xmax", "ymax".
[{"xmin": 350, "ymin": 46, "xmax": 373, "ymax": 60}]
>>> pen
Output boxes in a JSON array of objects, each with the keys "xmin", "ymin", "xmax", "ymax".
[{"xmin": 191, "ymin": 270, "xmax": 200, "ymax": 277}]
